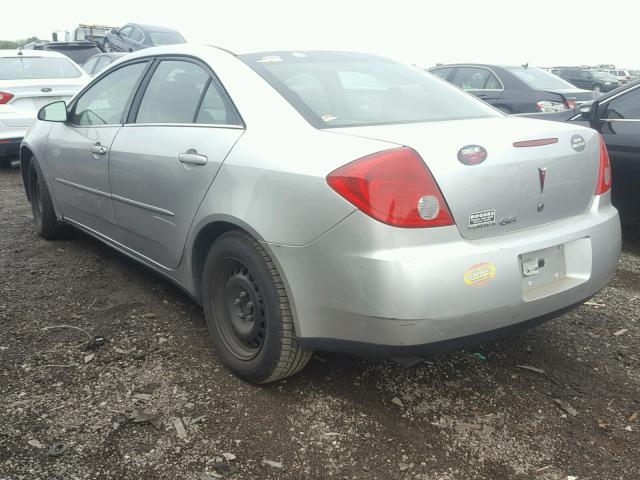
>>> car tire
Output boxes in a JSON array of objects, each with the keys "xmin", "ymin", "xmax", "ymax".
[
  {"xmin": 29, "ymin": 162, "xmax": 71, "ymax": 240},
  {"xmin": 202, "ymin": 231, "xmax": 312, "ymax": 383},
  {"xmin": 103, "ymin": 39, "xmax": 112, "ymax": 52}
]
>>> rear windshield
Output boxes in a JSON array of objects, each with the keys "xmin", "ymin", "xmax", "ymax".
[
  {"xmin": 149, "ymin": 31, "xmax": 185, "ymax": 45},
  {"xmin": 504, "ymin": 66, "xmax": 575, "ymax": 90},
  {"xmin": 0, "ymin": 56, "xmax": 82, "ymax": 80},
  {"xmin": 240, "ymin": 52, "xmax": 500, "ymax": 128}
]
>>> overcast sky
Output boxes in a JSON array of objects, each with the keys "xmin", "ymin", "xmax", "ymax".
[{"xmin": 5, "ymin": 0, "xmax": 637, "ymax": 68}]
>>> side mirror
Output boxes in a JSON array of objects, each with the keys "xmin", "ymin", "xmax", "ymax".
[
  {"xmin": 579, "ymin": 100, "xmax": 600, "ymax": 122},
  {"xmin": 38, "ymin": 101, "xmax": 68, "ymax": 122}
]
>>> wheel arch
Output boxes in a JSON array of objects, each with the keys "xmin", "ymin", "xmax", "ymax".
[
  {"xmin": 20, "ymin": 146, "xmax": 35, "ymax": 200},
  {"xmin": 188, "ymin": 216, "xmax": 302, "ymax": 336}
]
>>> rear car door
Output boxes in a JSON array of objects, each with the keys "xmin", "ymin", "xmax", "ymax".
[
  {"xmin": 595, "ymin": 85, "xmax": 640, "ymax": 220},
  {"xmin": 46, "ymin": 60, "xmax": 150, "ymax": 235},
  {"xmin": 451, "ymin": 66, "xmax": 503, "ymax": 105},
  {"xmin": 108, "ymin": 57, "xmax": 244, "ymax": 269}
]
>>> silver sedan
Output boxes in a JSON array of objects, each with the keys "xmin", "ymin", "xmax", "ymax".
[{"xmin": 20, "ymin": 45, "xmax": 621, "ymax": 383}]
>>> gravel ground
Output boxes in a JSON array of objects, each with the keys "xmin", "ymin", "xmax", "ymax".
[{"xmin": 1, "ymin": 166, "xmax": 639, "ymax": 480}]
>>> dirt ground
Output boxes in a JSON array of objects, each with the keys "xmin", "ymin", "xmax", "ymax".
[{"xmin": 1, "ymin": 165, "xmax": 639, "ymax": 480}]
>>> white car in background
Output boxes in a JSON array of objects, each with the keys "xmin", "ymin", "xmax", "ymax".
[{"xmin": 0, "ymin": 49, "xmax": 89, "ymax": 167}]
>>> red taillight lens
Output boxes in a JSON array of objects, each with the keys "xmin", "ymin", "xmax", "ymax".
[
  {"xmin": 595, "ymin": 135, "xmax": 612, "ymax": 195},
  {"xmin": 326, "ymin": 147, "xmax": 454, "ymax": 228},
  {"xmin": 565, "ymin": 99, "xmax": 576, "ymax": 109},
  {"xmin": 0, "ymin": 92, "xmax": 14, "ymax": 104}
]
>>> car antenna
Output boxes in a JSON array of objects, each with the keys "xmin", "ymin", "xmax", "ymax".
[{"xmin": 522, "ymin": 62, "xmax": 528, "ymax": 69}]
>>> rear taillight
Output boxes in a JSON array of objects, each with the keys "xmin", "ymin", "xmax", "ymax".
[
  {"xmin": 565, "ymin": 99, "xmax": 576, "ymax": 109},
  {"xmin": 326, "ymin": 147, "xmax": 454, "ymax": 228},
  {"xmin": 0, "ymin": 92, "xmax": 14, "ymax": 104},
  {"xmin": 595, "ymin": 135, "xmax": 612, "ymax": 195}
]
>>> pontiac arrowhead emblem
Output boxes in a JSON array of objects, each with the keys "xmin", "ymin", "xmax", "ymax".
[{"xmin": 538, "ymin": 167, "xmax": 548, "ymax": 194}]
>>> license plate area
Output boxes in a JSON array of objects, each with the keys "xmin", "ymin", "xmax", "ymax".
[{"xmin": 519, "ymin": 238, "xmax": 591, "ymax": 302}]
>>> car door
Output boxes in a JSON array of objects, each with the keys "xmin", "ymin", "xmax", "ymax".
[
  {"xmin": 594, "ymin": 85, "xmax": 640, "ymax": 219},
  {"xmin": 450, "ymin": 66, "xmax": 503, "ymax": 106},
  {"xmin": 114, "ymin": 26, "xmax": 132, "ymax": 52},
  {"xmin": 46, "ymin": 60, "xmax": 150, "ymax": 235},
  {"xmin": 108, "ymin": 57, "xmax": 244, "ymax": 269},
  {"xmin": 128, "ymin": 26, "xmax": 146, "ymax": 51}
]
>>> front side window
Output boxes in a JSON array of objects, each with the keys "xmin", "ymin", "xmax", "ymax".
[
  {"xmin": 130, "ymin": 28, "xmax": 144, "ymax": 42},
  {"xmin": 136, "ymin": 60, "xmax": 209, "ymax": 124},
  {"xmin": 451, "ymin": 67, "xmax": 501, "ymax": 90},
  {"xmin": 119, "ymin": 26, "xmax": 133, "ymax": 38},
  {"xmin": 70, "ymin": 62, "xmax": 147, "ymax": 126},
  {"xmin": 241, "ymin": 52, "xmax": 499, "ymax": 128},
  {"xmin": 603, "ymin": 87, "xmax": 640, "ymax": 119}
]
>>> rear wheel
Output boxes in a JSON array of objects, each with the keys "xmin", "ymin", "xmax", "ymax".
[
  {"xmin": 202, "ymin": 231, "xmax": 312, "ymax": 383},
  {"xmin": 29, "ymin": 163, "xmax": 71, "ymax": 240}
]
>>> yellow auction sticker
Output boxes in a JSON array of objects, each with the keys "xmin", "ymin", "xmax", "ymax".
[{"xmin": 464, "ymin": 262, "xmax": 496, "ymax": 286}]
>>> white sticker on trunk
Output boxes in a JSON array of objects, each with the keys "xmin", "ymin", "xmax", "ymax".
[{"xmin": 469, "ymin": 209, "xmax": 496, "ymax": 229}]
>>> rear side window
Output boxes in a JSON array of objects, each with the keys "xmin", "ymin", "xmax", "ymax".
[
  {"xmin": 71, "ymin": 62, "xmax": 147, "ymax": 126},
  {"xmin": 452, "ymin": 67, "xmax": 500, "ymax": 90},
  {"xmin": 195, "ymin": 81, "xmax": 241, "ymax": 125},
  {"xmin": 136, "ymin": 60, "xmax": 209, "ymax": 124},
  {"xmin": 95, "ymin": 56, "xmax": 112, "ymax": 73},
  {"xmin": 241, "ymin": 52, "xmax": 499, "ymax": 128}
]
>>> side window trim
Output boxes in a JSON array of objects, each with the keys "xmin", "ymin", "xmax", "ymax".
[
  {"xmin": 67, "ymin": 59, "xmax": 153, "ymax": 128},
  {"xmin": 600, "ymin": 84, "xmax": 640, "ymax": 122},
  {"xmin": 125, "ymin": 54, "xmax": 245, "ymax": 128}
]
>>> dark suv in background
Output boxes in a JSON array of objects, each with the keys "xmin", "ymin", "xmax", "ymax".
[
  {"xmin": 429, "ymin": 63, "xmax": 595, "ymax": 114},
  {"xmin": 551, "ymin": 67, "xmax": 620, "ymax": 93},
  {"xmin": 102, "ymin": 24, "xmax": 185, "ymax": 53}
]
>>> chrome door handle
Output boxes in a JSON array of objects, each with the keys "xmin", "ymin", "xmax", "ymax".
[
  {"xmin": 90, "ymin": 144, "xmax": 108, "ymax": 155},
  {"xmin": 178, "ymin": 151, "xmax": 207, "ymax": 166}
]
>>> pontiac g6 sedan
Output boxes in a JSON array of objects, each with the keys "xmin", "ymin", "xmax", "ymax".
[{"xmin": 20, "ymin": 45, "xmax": 621, "ymax": 383}]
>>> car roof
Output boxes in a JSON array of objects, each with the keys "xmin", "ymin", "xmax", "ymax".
[
  {"xmin": 0, "ymin": 49, "xmax": 69, "ymax": 58},
  {"xmin": 127, "ymin": 23, "xmax": 180, "ymax": 33},
  {"xmin": 430, "ymin": 63, "xmax": 531, "ymax": 70}
]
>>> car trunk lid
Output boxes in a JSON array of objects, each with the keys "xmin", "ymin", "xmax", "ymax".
[
  {"xmin": 0, "ymin": 79, "xmax": 84, "ymax": 119},
  {"xmin": 327, "ymin": 116, "xmax": 600, "ymax": 239}
]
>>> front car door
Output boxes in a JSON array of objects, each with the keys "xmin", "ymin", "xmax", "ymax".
[
  {"xmin": 450, "ymin": 66, "xmax": 504, "ymax": 108},
  {"xmin": 114, "ymin": 26, "xmax": 133, "ymax": 52},
  {"xmin": 108, "ymin": 57, "xmax": 244, "ymax": 269},
  {"xmin": 128, "ymin": 27, "xmax": 146, "ymax": 51},
  {"xmin": 46, "ymin": 61, "xmax": 150, "ymax": 235},
  {"xmin": 594, "ymin": 85, "xmax": 640, "ymax": 222}
]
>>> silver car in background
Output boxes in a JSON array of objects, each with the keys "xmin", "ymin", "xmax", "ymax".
[{"xmin": 20, "ymin": 45, "xmax": 621, "ymax": 383}]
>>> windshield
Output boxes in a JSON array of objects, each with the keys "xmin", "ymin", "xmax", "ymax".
[
  {"xmin": 149, "ymin": 31, "xmax": 185, "ymax": 45},
  {"xmin": 241, "ymin": 51, "xmax": 500, "ymax": 128},
  {"xmin": 0, "ymin": 56, "xmax": 82, "ymax": 80},
  {"xmin": 504, "ymin": 66, "xmax": 576, "ymax": 90}
]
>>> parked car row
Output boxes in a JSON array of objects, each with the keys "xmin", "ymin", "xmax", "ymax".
[
  {"xmin": 16, "ymin": 45, "xmax": 622, "ymax": 383},
  {"xmin": 429, "ymin": 63, "xmax": 595, "ymax": 114},
  {"xmin": 551, "ymin": 67, "xmax": 620, "ymax": 93}
]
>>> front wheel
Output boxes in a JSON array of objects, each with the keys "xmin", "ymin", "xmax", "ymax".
[{"xmin": 202, "ymin": 231, "xmax": 312, "ymax": 383}]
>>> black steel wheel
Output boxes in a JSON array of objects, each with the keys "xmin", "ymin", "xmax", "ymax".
[{"xmin": 202, "ymin": 231, "xmax": 312, "ymax": 383}]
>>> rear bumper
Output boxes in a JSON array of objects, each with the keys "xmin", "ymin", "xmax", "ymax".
[{"xmin": 270, "ymin": 196, "xmax": 620, "ymax": 355}]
